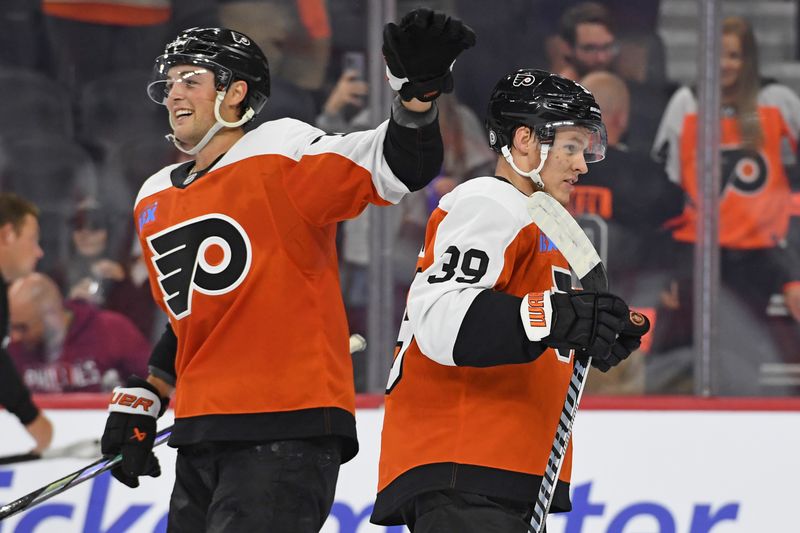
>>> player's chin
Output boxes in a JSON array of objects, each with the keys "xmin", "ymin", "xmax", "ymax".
[
  {"xmin": 554, "ymin": 184, "xmax": 574, "ymax": 206},
  {"xmin": 174, "ymin": 131, "xmax": 200, "ymax": 149}
]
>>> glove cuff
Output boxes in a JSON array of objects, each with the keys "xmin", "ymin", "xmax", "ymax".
[
  {"xmin": 108, "ymin": 376, "xmax": 165, "ymax": 418},
  {"xmin": 386, "ymin": 64, "xmax": 408, "ymax": 92},
  {"xmin": 521, "ymin": 290, "xmax": 554, "ymax": 341}
]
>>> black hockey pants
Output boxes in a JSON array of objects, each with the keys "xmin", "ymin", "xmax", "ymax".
[
  {"xmin": 167, "ymin": 437, "xmax": 341, "ymax": 532},
  {"xmin": 400, "ymin": 489, "xmax": 539, "ymax": 533}
]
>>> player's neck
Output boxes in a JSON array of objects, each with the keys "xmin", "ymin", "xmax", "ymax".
[
  {"xmin": 192, "ymin": 128, "xmax": 245, "ymax": 171},
  {"xmin": 495, "ymin": 158, "xmax": 536, "ymax": 196}
]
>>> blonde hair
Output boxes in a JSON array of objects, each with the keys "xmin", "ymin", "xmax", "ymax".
[{"xmin": 722, "ymin": 16, "xmax": 763, "ymax": 150}]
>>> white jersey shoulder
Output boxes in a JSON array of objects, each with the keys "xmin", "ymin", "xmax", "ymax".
[
  {"xmin": 135, "ymin": 116, "xmax": 407, "ymax": 212},
  {"xmin": 408, "ymin": 176, "xmax": 537, "ymax": 365},
  {"xmin": 207, "ymin": 117, "xmax": 407, "ymax": 205},
  {"xmin": 219, "ymin": 118, "xmax": 324, "ymax": 165},
  {"xmin": 439, "ymin": 176, "xmax": 535, "ymax": 231},
  {"xmin": 135, "ymin": 161, "xmax": 184, "ymax": 210},
  {"xmin": 760, "ymin": 82, "xmax": 800, "ymax": 144}
]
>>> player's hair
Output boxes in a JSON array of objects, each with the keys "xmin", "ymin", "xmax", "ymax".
[
  {"xmin": 559, "ymin": 2, "xmax": 614, "ymax": 47},
  {"xmin": 0, "ymin": 193, "xmax": 39, "ymax": 234}
]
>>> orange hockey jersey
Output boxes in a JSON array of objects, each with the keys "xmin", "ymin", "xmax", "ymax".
[
  {"xmin": 134, "ymin": 117, "xmax": 433, "ymax": 461},
  {"xmin": 372, "ymin": 177, "xmax": 576, "ymax": 525},
  {"xmin": 653, "ymin": 84, "xmax": 799, "ymax": 249}
]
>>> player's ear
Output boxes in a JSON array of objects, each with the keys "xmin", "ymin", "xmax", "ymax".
[
  {"xmin": 0, "ymin": 222, "xmax": 15, "ymax": 245},
  {"xmin": 226, "ymin": 80, "xmax": 248, "ymax": 108},
  {"xmin": 512, "ymin": 126, "xmax": 536, "ymax": 155}
]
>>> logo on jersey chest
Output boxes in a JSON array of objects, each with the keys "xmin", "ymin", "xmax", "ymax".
[
  {"xmin": 146, "ymin": 214, "xmax": 252, "ymax": 319},
  {"xmin": 721, "ymin": 148, "xmax": 768, "ymax": 194}
]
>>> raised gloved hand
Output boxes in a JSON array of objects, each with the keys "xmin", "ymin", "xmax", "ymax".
[
  {"xmin": 383, "ymin": 7, "xmax": 476, "ymax": 102},
  {"xmin": 521, "ymin": 290, "xmax": 645, "ymax": 371},
  {"xmin": 101, "ymin": 376, "xmax": 167, "ymax": 488}
]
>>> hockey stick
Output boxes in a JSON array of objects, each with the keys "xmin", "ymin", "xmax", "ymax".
[
  {"xmin": 0, "ymin": 437, "xmax": 102, "ymax": 466},
  {"xmin": 0, "ymin": 335, "xmax": 366, "ymax": 520},
  {"xmin": 526, "ymin": 191, "xmax": 607, "ymax": 532},
  {"xmin": 0, "ymin": 425, "xmax": 173, "ymax": 521},
  {"xmin": 0, "ymin": 335, "xmax": 366, "ymax": 521}
]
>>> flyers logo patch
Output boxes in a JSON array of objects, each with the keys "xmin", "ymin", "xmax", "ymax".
[
  {"xmin": 721, "ymin": 148, "xmax": 767, "ymax": 194},
  {"xmin": 512, "ymin": 73, "xmax": 536, "ymax": 87},
  {"xmin": 231, "ymin": 31, "xmax": 251, "ymax": 46},
  {"xmin": 630, "ymin": 311, "xmax": 646, "ymax": 327},
  {"xmin": 147, "ymin": 214, "xmax": 252, "ymax": 319}
]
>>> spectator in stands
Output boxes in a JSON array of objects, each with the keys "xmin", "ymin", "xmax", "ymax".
[
  {"xmin": 575, "ymin": 71, "xmax": 684, "ymax": 298},
  {"xmin": 575, "ymin": 71, "xmax": 684, "ymax": 395},
  {"xmin": 217, "ymin": 0, "xmax": 332, "ymax": 123},
  {"xmin": 7, "ymin": 272, "xmax": 150, "ymax": 393},
  {"xmin": 556, "ymin": 2, "xmax": 619, "ymax": 81},
  {"xmin": 540, "ymin": 0, "xmax": 664, "ymax": 84},
  {"xmin": 0, "ymin": 193, "xmax": 53, "ymax": 453},
  {"xmin": 42, "ymin": 0, "xmax": 172, "ymax": 90},
  {"xmin": 315, "ymin": 64, "xmax": 370, "ymax": 131},
  {"xmin": 56, "ymin": 201, "xmax": 122, "ymax": 304},
  {"xmin": 556, "ymin": 1, "xmax": 672, "ymax": 155},
  {"xmin": 49, "ymin": 199, "xmax": 158, "ymax": 339},
  {"xmin": 219, "ymin": 0, "xmax": 330, "ymax": 92},
  {"xmin": 649, "ymin": 16, "xmax": 800, "ymax": 394}
]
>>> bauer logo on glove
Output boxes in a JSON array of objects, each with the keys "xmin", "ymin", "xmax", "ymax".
[{"xmin": 102, "ymin": 376, "xmax": 168, "ymax": 488}]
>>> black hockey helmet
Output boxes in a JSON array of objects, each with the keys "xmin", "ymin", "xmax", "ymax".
[
  {"xmin": 147, "ymin": 27, "xmax": 270, "ymax": 117},
  {"xmin": 486, "ymin": 68, "xmax": 606, "ymax": 162}
]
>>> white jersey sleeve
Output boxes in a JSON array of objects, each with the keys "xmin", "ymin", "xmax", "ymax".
[
  {"xmin": 760, "ymin": 83, "xmax": 800, "ymax": 164},
  {"xmin": 407, "ymin": 178, "xmax": 532, "ymax": 366},
  {"xmin": 652, "ymin": 86, "xmax": 696, "ymax": 184}
]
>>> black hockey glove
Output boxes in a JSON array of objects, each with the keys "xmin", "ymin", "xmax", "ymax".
[
  {"xmin": 521, "ymin": 290, "xmax": 630, "ymax": 365},
  {"xmin": 383, "ymin": 7, "xmax": 476, "ymax": 102},
  {"xmin": 101, "ymin": 376, "xmax": 167, "ymax": 488},
  {"xmin": 590, "ymin": 310, "xmax": 651, "ymax": 372}
]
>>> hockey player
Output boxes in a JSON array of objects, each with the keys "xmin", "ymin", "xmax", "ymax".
[
  {"xmin": 0, "ymin": 193, "xmax": 53, "ymax": 454},
  {"xmin": 371, "ymin": 69, "xmax": 650, "ymax": 532},
  {"xmin": 98, "ymin": 9, "xmax": 475, "ymax": 532}
]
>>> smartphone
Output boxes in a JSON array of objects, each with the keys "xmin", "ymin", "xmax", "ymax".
[{"xmin": 343, "ymin": 51, "xmax": 366, "ymax": 79}]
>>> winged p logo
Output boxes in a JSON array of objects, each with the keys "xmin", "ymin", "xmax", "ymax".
[{"xmin": 147, "ymin": 214, "xmax": 252, "ymax": 319}]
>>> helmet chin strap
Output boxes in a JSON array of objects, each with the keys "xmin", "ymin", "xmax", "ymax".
[
  {"xmin": 501, "ymin": 144, "xmax": 550, "ymax": 190},
  {"xmin": 166, "ymin": 91, "xmax": 256, "ymax": 156}
]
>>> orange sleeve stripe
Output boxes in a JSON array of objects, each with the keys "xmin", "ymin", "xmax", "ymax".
[
  {"xmin": 296, "ymin": 0, "xmax": 332, "ymax": 39},
  {"xmin": 43, "ymin": 3, "xmax": 171, "ymax": 26}
]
